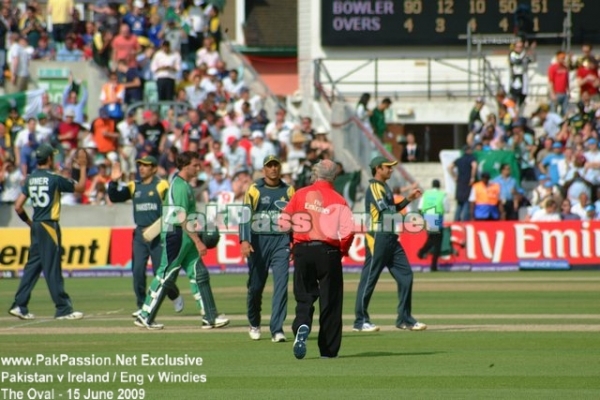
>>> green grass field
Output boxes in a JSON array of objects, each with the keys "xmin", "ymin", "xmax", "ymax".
[{"xmin": 1, "ymin": 271, "xmax": 599, "ymax": 399}]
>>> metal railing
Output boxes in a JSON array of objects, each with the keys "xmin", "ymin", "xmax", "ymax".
[
  {"xmin": 314, "ymin": 55, "xmax": 505, "ymax": 103},
  {"xmin": 317, "ymin": 84, "xmax": 415, "ymax": 192}
]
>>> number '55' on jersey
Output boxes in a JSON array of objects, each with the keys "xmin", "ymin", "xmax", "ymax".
[{"xmin": 22, "ymin": 169, "xmax": 76, "ymax": 222}]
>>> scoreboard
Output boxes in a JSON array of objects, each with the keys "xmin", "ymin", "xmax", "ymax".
[{"xmin": 321, "ymin": 0, "xmax": 600, "ymax": 46}]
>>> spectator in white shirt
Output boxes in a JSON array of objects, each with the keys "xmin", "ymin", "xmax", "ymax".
[
  {"xmin": 116, "ymin": 110, "xmax": 139, "ymax": 181},
  {"xmin": 535, "ymin": 103, "xmax": 564, "ymax": 139},
  {"xmin": 201, "ymin": 67, "xmax": 219, "ymax": 93},
  {"xmin": 234, "ymin": 87, "xmax": 262, "ymax": 118},
  {"xmin": 224, "ymin": 136, "xmax": 247, "ymax": 174},
  {"xmin": 0, "ymin": 159, "xmax": 24, "ymax": 203},
  {"xmin": 195, "ymin": 36, "xmax": 220, "ymax": 68},
  {"xmin": 286, "ymin": 131, "xmax": 307, "ymax": 179},
  {"xmin": 530, "ymin": 198, "xmax": 561, "ymax": 221},
  {"xmin": 36, "ymin": 113, "xmax": 54, "ymax": 141},
  {"xmin": 223, "ymin": 69, "xmax": 244, "ymax": 98},
  {"xmin": 150, "ymin": 40, "xmax": 181, "ymax": 101},
  {"xmin": 185, "ymin": 73, "xmax": 207, "ymax": 109},
  {"xmin": 571, "ymin": 192, "xmax": 590, "ymax": 219},
  {"xmin": 249, "ymin": 130, "xmax": 275, "ymax": 177},
  {"xmin": 583, "ymin": 137, "xmax": 600, "ymax": 184},
  {"xmin": 265, "ymin": 108, "xmax": 295, "ymax": 148},
  {"xmin": 14, "ymin": 117, "xmax": 49, "ymax": 149}
]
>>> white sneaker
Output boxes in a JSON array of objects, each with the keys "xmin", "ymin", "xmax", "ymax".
[
  {"xmin": 352, "ymin": 322, "xmax": 380, "ymax": 332},
  {"xmin": 134, "ymin": 316, "xmax": 164, "ymax": 330},
  {"xmin": 131, "ymin": 309, "xmax": 142, "ymax": 318},
  {"xmin": 202, "ymin": 315, "xmax": 230, "ymax": 329},
  {"xmin": 8, "ymin": 306, "xmax": 35, "ymax": 320},
  {"xmin": 249, "ymin": 326, "xmax": 261, "ymax": 340},
  {"xmin": 173, "ymin": 295, "xmax": 184, "ymax": 313},
  {"xmin": 56, "ymin": 311, "xmax": 83, "ymax": 320},
  {"xmin": 398, "ymin": 321, "xmax": 428, "ymax": 331},
  {"xmin": 272, "ymin": 332, "xmax": 286, "ymax": 343}
]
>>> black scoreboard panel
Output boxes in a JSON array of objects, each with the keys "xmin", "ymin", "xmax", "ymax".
[{"xmin": 322, "ymin": 0, "xmax": 600, "ymax": 46}]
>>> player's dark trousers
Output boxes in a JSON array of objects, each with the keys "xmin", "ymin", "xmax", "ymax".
[
  {"xmin": 132, "ymin": 227, "xmax": 179, "ymax": 309},
  {"xmin": 292, "ymin": 241, "xmax": 343, "ymax": 358},
  {"xmin": 247, "ymin": 234, "xmax": 289, "ymax": 335},
  {"xmin": 354, "ymin": 233, "xmax": 416, "ymax": 328},
  {"xmin": 417, "ymin": 231, "xmax": 442, "ymax": 271},
  {"xmin": 11, "ymin": 221, "xmax": 74, "ymax": 317}
]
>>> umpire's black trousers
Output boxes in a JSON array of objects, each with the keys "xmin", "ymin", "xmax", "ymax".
[{"xmin": 292, "ymin": 241, "xmax": 343, "ymax": 358}]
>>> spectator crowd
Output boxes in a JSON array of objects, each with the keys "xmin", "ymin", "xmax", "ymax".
[
  {"xmin": 459, "ymin": 39, "xmax": 600, "ymax": 222},
  {"xmin": 0, "ymin": 0, "xmax": 347, "ymax": 208}
]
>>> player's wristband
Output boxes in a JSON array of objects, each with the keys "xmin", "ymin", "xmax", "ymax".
[
  {"xmin": 17, "ymin": 209, "xmax": 31, "ymax": 225},
  {"xmin": 395, "ymin": 198, "xmax": 410, "ymax": 212}
]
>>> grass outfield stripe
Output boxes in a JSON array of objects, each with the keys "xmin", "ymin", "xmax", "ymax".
[
  {"xmin": 349, "ymin": 277, "xmax": 600, "ymax": 283},
  {"xmin": 1, "ymin": 324, "xmax": 600, "ymax": 335},
  {"xmin": 2, "ymin": 313, "xmax": 599, "ymax": 323}
]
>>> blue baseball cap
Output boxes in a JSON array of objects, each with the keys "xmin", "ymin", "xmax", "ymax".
[
  {"xmin": 538, "ymin": 174, "xmax": 547, "ymax": 180},
  {"xmin": 544, "ymin": 181, "xmax": 554, "ymax": 188},
  {"xmin": 552, "ymin": 142, "xmax": 563, "ymax": 149},
  {"xmin": 585, "ymin": 204, "xmax": 596, "ymax": 212},
  {"xmin": 587, "ymin": 138, "xmax": 598, "ymax": 146}
]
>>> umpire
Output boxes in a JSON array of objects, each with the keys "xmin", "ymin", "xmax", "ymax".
[
  {"xmin": 353, "ymin": 155, "xmax": 427, "ymax": 332},
  {"xmin": 240, "ymin": 155, "xmax": 295, "ymax": 342},
  {"xmin": 283, "ymin": 159, "xmax": 355, "ymax": 359},
  {"xmin": 107, "ymin": 156, "xmax": 183, "ymax": 317},
  {"xmin": 9, "ymin": 145, "xmax": 87, "ymax": 320}
]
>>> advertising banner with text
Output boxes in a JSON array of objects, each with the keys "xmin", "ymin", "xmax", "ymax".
[
  {"xmin": 2, "ymin": 221, "xmax": 599, "ymax": 277},
  {"xmin": 0, "ymin": 228, "xmax": 111, "ymax": 277}
]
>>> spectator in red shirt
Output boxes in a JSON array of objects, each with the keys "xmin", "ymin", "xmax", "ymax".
[
  {"xmin": 57, "ymin": 109, "xmax": 81, "ymax": 156},
  {"xmin": 548, "ymin": 50, "xmax": 570, "ymax": 117},
  {"xmin": 282, "ymin": 159, "xmax": 355, "ymax": 360},
  {"xmin": 111, "ymin": 23, "xmax": 139, "ymax": 68},
  {"xmin": 576, "ymin": 56, "xmax": 600, "ymax": 102}
]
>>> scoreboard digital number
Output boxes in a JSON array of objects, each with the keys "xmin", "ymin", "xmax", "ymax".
[{"xmin": 321, "ymin": 0, "xmax": 600, "ymax": 46}]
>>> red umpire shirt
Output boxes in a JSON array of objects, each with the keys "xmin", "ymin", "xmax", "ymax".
[{"xmin": 282, "ymin": 180, "xmax": 355, "ymax": 255}]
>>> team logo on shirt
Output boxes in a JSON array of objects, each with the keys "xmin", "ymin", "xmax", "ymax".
[
  {"xmin": 134, "ymin": 191, "xmax": 141, "ymax": 198},
  {"xmin": 149, "ymin": 191, "xmax": 154, "ymax": 196},
  {"xmin": 261, "ymin": 196, "xmax": 271, "ymax": 204},
  {"xmin": 274, "ymin": 200, "xmax": 288, "ymax": 210}
]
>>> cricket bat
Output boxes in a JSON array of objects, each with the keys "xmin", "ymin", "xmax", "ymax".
[{"xmin": 142, "ymin": 218, "xmax": 162, "ymax": 242}]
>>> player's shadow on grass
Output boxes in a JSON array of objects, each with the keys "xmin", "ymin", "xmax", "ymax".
[{"xmin": 342, "ymin": 351, "xmax": 443, "ymax": 359}]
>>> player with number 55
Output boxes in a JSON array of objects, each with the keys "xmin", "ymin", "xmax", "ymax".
[{"xmin": 8, "ymin": 145, "xmax": 88, "ymax": 321}]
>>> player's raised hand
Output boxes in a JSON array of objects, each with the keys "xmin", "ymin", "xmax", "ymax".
[
  {"xmin": 407, "ymin": 187, "xmax": 423, "ymax": 202},
  {"xmin": 111, "ymin": 161, "xmax": 123, "ymax": 182}
]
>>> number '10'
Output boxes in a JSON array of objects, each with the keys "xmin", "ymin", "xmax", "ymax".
[{"xmin": 470, "ymin": 0, "xmax": 486, "ymax": 14}]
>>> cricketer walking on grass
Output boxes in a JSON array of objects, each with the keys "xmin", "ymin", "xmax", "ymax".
[
  {"xmin": 134, "ymin": 151, "xmax": 229, "ymax": 330},
  {"xmin": 353, "ymin": 155, "xmax": 427, "ymax": 332},
  {"xmin": 107, "ymin": 155, "xmax": 184, "ymax": 318},
  {"xmin": 240, "ymin": 155, "xmax": 295, "ymax": 343},
  {"xmin": 9, "ymin": 145, "xmax": 87, "ymax": 321}
]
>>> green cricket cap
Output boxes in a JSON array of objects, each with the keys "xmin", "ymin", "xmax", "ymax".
[
  {"xmin": 369, "ymin": 155, "xmax": 398, "ymax": 169},
  {"xmin": 35, "ymin": 144, "xmax": 58, "ymax": 161},
  {"xmin": 136, "ymin": 155, "xmax": 158, "ymax": 166},
  {"xmin": 263, "ymin": 155, "xmax": 281, "ymax": 166}
]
